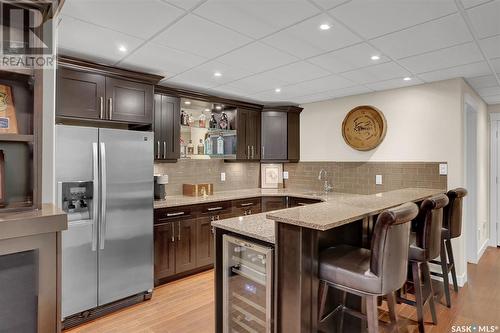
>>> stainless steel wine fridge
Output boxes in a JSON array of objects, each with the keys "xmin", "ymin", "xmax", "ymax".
[{"xmin": 222, "ymin": 235, "xmax": 273, "ymax": 333}]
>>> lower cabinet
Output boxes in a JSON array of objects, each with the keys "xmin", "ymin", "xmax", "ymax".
[
  {"xmin": 174, "ymin": 219, "xmax": 197, "ymax": 274},
  {"xmin": 261, "ymin": 196, "xmax": 287, "ymax": 212},
  {"xmin": 196, "ymin": 216, "xmax": 216, "ymax": 267},
  {"xmin": 154, "ymin": 222, "xmax": 176, "ymax": 281}
]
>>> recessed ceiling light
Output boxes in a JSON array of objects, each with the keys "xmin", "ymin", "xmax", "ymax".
[
  {"xmin": 215, "ymin": 105, "xmax": 222, "ymax": 110},
  {"xmin": 371, "ymin": 55, "xmax": 380, "ymax": 61},
  {"xmin": 214, "ymin": 71, "xmax": 222, "ymax": 77},
  {"xmin": 184, "ymin": 101, "xmax": 191, "ymax": 105},
  {"xmin": 204, "ymin": 108, "xmax": 210, "ymax": 112},
  {"xmin": 403, "ymin": 77, "xmax": 412, "ymax": 81},
  {"xmin": 319, "ymin": 24, "xmax": 331, "ymax": 31},
  {"xmin": 118, "ymin": 45, "xmax": 127, "ymax": 52},
  {"xmin": 275, "ymin": 88, "xmax": 281, "ymax": 93}
]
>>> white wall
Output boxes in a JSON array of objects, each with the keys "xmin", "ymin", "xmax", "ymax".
[{"xmin": 299, "ymin": 78, "xmax": 490, "ymax": 284}]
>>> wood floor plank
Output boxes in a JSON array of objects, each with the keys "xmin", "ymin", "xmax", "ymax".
[{"xmin": 67, "ymin": 247, "xmax": 500, "ymax": 333}]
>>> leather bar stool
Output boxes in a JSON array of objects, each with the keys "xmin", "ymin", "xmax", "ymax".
[
  {"xmin": 430, "ymin": 188, "xmax": 467, "ymax": 307},
  {"xmin": 318, "ymin": 202, "xmax": 419, "ymax": 333},
  {"xmin": 398, "ymin": 194, "xmax": 449, "ymax": 333}
]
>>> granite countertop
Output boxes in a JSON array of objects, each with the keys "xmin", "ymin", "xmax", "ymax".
[
  {"xmin": 0, "ymin": 204, "xmax": 68, "ymax": 240},
  {"xmin": 211, "ymin": 213, "xmax": 276, "ymax": 244}
]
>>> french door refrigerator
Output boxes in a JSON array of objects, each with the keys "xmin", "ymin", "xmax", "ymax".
[{"xmin": 55, "ymin": 125, "xmax": 153, "ymax": 322}]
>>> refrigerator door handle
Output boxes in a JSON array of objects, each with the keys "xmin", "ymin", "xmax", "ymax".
[
  {"xmin": 99, "ymin": 142, "xmax": 107, "ymax": 250},
  {"xmin": 92, "ymin": 142, "xmax": 99, "ymax": 251}
]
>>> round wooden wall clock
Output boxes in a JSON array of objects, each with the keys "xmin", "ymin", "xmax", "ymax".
[{"xmin": 342, "ymin": 105, "xmax": 387, "ymax": 151}]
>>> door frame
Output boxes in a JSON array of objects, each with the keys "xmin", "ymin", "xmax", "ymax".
[{"xmin": 490, "ymin": 113, "xmax": 500, "ymax": 247}]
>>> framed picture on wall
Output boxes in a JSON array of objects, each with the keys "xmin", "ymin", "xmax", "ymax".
[{"xmin": 261, "ymin": 163, "xmax": 283, "ymax": 189}]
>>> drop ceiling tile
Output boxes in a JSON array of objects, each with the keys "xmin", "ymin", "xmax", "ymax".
[
  {"xmin": 58, "ymin": 15, "xmax": 144, "ymax": 64},
  {"xmin": 483, "ymin": 94, "xmax": 500, "ymax": 104},
  {"xmin": 328, "ymin": 85, "xmax": 374, "ymax": 98},
  {"xmin": 152, "ymin": 14, "xmax": 252, "ymax": 58},
  {"xmin": 61, "ymin": 0, "xmax": 184, "ymax": 39},
  {"xmin": 479, "ymin": 34, "xmax": 500, "ymax": 59},
  {"xmin": 466, "ymin": 1, "xmax": 500, "ymax": 38},
  {"xmin": 366, "ymin": 77, "xmax": 424, "ymax": 91},
  {"xmin": 308, "ymin": 43, "xmax": 390, "ymax": 73},
  {"xmin": 492, "ymin": 57, "xmax": 500, "ymax": 73},
  {"xmin": 399, "ymin": 42, "xmax": 484, "ymax": 73},
  {"xmin": 216, "ymin": 42, "xmax": 299, "ymax": 74},
  {"xmin": 164, "ymin": 0, "xmax": 204, "ymax": 10},
  {"xmin": 194, "ymin": 0, "xmax": 320, "ymax": 39},
  {"xmin": 119, "ymin": 42, "xmax": 207, "ymax": 77},
  {"xmin": 165, "ymin": 60, "xmax": 254, "ymax": 89},
  {"xmin": 295, "ymin": 91, "xmax": 341, "ymax": 104},
  {"xmin": 341, "ymin": 62, "xmax": 410, "ymax": 84},
  {"xmin": 477, "ymin": 86, "xmax": 500, "ymax": 96},
  {"xmin": 280, "ymin": 74, "xmax": 356, "ymax": 96},
  {"xmin": 467, "ymin": 74, "xmax": 500, "ymax": 89},
  {"xmin": 310, "ymin": 0, "xmax": 352, "ymax": 10},
  {"xmin": 262, "ymin": 13, "xmax": 361, "ymax": 59},
  {"xmin": 370, "ymin": 14, "xmax": 472, "ymax": 60},
  {"xmin": 329, "ymin": 0, "xmax": 457, "ymax": 39},
  {"xmin": 461, "ymin": 0, "xmax": 492, "ymax": 9},
  {"xmin": 418, "ymin": 61, "xmax": 491, "ymax": 82},
  {"xmin": 262, "ymin": 61, "xmax": 331, "ymax": 85}
]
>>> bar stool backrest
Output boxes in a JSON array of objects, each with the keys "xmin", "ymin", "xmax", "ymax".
[
  {"xmin": 370, "ymin": 202, "xmax": 419, "ymax": 295},
  {"xmin": 444, "ymin": 188, "xmax": 468, "ymax": 239}
]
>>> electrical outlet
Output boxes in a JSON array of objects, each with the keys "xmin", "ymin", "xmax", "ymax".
[
  {"xmin": 283, "ymin": 171, "xmax": 289, "ymax": 180},
  {"xmin": 375, "ymin": 175, "xmax": 383, "ymax": 185},
  {"xmin": 220, "ymin": 172, "xmax": 226, "ymax": 181},
  {"xmin": 439, "ymin": 163, "xmax": 448, "ymax": 175}
]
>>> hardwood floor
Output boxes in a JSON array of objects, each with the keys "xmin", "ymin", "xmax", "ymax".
[{"xmin": 67, "ymin": 247, "xmax": 500, "ymax": 333}]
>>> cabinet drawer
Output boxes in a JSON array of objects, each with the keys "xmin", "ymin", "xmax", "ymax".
[
  {"xmin": 232, "ymin": 197, "xmax": 261, "ymax": 209},
  {"xmin": 155, "ymin": 206, "xmax": 196, "ymax": 223},
  {"xmin": 198, "ymin": 201, "xmax": 232, "ymax": 215},
  {"xmin": 287, "ymin": 197, "xmax": 322, "ymax": 208}
]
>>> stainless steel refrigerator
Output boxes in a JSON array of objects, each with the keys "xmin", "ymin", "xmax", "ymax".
[{"xmin": 55, "ymin": 125, "xmax": 153, "ymax": 321}]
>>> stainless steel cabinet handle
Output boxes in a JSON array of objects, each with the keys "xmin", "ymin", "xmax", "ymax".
[
  {"xmin": 216, "ymin": 215, "xmax": 220, "ymax": 220},
  {"xmin": 177, "ymin": 221, "xmax": 181, "ymax": 241},
  {"xmin": 166, "ymin": 211, "xmax": 185, "ymax": 217},
  {"xmin": 157, "ymin": 141, "xmax": 160, "ymax": 159},
  {"xmin": 211, "ymin": 226, "xmax": 215, "ymax": 234},
  {"xmin": 99, "ymin": 142, "xmax": 107, "ymax": 250},
  {"xmin": 262, "ymin": 146, "xmax": 265, "ymax": 158},
  {"xmin": 240, "ymin": 203, "xmax": 253, "ymax": 207},
  {"xmin": 108, "ymin": 97, "xmax": 113, "ymax": 120},
  {"xmin": 99, "ymin": 97, "xmax": 104, "ymax": 119},
  {"xmin": 251, "ymin": 146, "xmax": 255, "ymax": 159},
  {"xmin": 163, "ymin": 141, "xmax": 167, "ymax": 159},
  {"xmin": 207, "ymin": 206, "xmax": 223, "ymax": 211},
  {"xmin": 171, "ymin": 223, "xmax": 175, "ymax": 243},
  {"xmin": 91, "ymin": 142, "xmax": 99, "ymax": 251}
]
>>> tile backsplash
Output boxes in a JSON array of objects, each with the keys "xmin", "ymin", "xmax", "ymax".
[
  {"xmin": 283, "ymin": 162, "xmax": 447, "ymax": 194},
  {"xmin": 154, "ymin": 159, "xmax": 260, "ymax": 196}
]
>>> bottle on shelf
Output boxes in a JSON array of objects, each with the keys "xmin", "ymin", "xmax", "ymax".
[
  {"xmin": 180, "ymin": 110, "xmax": 188, "ymax": 126},
  {"xmin": 180, "ymin": 138, "xmax": 187, "ymax": 158},
  {"xmin": 205, "ymin": 135, "xmax": 213, "ymax": 155},
  {"xmin": 217, "ymin": 133, "xmax": 224, "ymax": 155},
  {"xmin": 188, "ymin": 113, "xmax": 194, "ymax": 127},
  {"xmin": 209, "ymin": 113, "xmax": 217, "ymax": 129},
  {"xmin": 219, "ymin": 112, "xmax": 229, "ymax": 130},
  {"xmin": 187, "ymin": 140, "xmax": 194, "ymax": 155},
  {"xmin": 198, "ymin": 112, "xmax": 207, "ymax": 128},
  {"xmin": 197, "ymin": 139, "xmax": 204, "ymax": 155}
]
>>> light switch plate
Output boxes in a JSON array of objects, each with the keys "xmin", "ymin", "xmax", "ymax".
[
  {"xmin": 375, "ymin": 175, "xmax": 383, "ymax": 185},
  {"xmin": 439, "ymin": 163, "xmax": 448, "ymax": 175},
  {"xmin": 220, "ymin": 172, "xmax": 226, "ymax": 181},
  {"xmin": 283, "ymin": 171, "xmax": 289, "ymax": 180}
]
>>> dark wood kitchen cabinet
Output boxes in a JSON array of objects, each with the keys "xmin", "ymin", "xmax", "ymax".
[
  {"xmin": 154, "ymin": 94, "xmax": 180, "ymax": 160},
  {"xmin": 105, "ymin": 77, "xmax": 153, "ymax": 124},
  {"xmin": 154, "ymin": 222, "xmax": 176, "ymax": 282},
  {"xmin": 236, "ymin": 109, "xmax": 261, "ymax": 160},
  {"xmin": 261, "ymin": 106, "xmax": 302, "ymax": 162},
  {"xmin": 261, "ymin": 196, "xmax": 287, "ymax": 212},
  {"xmin": 174, "ymin": 219, "xmax": 197, "ymax": 274}
]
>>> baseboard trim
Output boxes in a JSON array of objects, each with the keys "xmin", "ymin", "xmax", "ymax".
[
  {"xmin": 476, "ymin": 239, "xmax": 489, "ymax": 263},
  {"xmin": 430, "ymin": 269, "xmax": 467, "ymax": 287}
]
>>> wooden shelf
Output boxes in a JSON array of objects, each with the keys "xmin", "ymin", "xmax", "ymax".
[{"xmin": 0, "ymin": 134, "xmax": 34, "ymax": 142}]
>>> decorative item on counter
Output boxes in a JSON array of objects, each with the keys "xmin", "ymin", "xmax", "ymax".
[
  {"xmin": 217, "ymin": 133, "xmax": 224, "ymax": 155},
  {"xmin": 342, "ymin": 105, "xmax": 386, "ymax": 151},
  {"xmin": 0, "ymin": 84, "xmax": 19, "ymax": 134},
  {"xmin": 188, "ymin": 113, "xmax": 194, "ymax": 127},
  {"xmin": 198, "ymin": 112, "xmax": 207, "ymax": 128},
  {"xmin": 219, "ymin": 112, "xmax": 229, "ymax": 130},
  {"xmin": 187, "ymin": 140, "xmax": 194, "ymax": 155},
  {"xmin": 183, "ymin": 183, "xmax": 214, "ymax": 197},
  {"xmin": 261, "ymin": 163, "xmax": 283, "ymax": 189},
  {"xmin": 209, "ymin": 113, "xmax": 218, "ymax": 129},
  {"xmin": 204, "ymin": 135, "xmax": 213, "ymax": 155},
  {"xmin": 197, "ymin": 139, "xmax": 204, "ymax": 155},
  {"xmin": 180, "ymin": 110, "xmax": 188, "ymax": 126},
  {"xmin": 0, "ymin": 150, "xmax": 5, "ymax": 208}
]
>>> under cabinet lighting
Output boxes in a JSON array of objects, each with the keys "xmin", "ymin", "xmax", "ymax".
[
  {"xmin": 184, "ymin": 101, "xmax": 191, "ymax": 105},
  {"xmin": 204, "ymin": 108, "xmax": 210, "ymax": 112},
  {"xmin": 371, "ymin": 55, "xmax": 380, "ymax": 61},
  {"xmin": 319, "ymin": 24, "xmax": 331, "ymax": 30}
]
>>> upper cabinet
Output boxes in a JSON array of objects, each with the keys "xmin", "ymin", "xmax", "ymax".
[
  {"xmin": 56, "ymin": 57, "xmax": 162, "ymax": 125},
  {"xmin": 261, "ymin": 106, "xmax": 302, "ymax": 162},
  {"xmin": 154, "ymin": 94, "xmax": 180, "ymax": 161},
  {"xmin": 236, "ymin": 109, "xmax": 261, "ymax": 160}
]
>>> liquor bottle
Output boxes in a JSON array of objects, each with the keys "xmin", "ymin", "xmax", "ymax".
[
  {"xmin": 198, "ymin": 112, "xmax": 207, "ymax": 128},
  {"xmin": 209, "ymin": 114, "xmax": 217, "ymax": 129},
  {"xmin": 197, "ymin": 139, "xmax": 204, "ymax": 155},
  {"xmin": 188, "ymin": 113, "xmax": 194, "ymax": 127},
  {"xmin": 180, "ymin": 110, "xmax": 188, "ymax": 126},
  {"xmin": 204, "ymin": 136, "xmax": 213, "ymax": 155},
  {"xmin": 180, "ymin": 138, "xmax": 186, "ymax": 158},
  {"xmin": 219, "ymin": 112, "xmax": 228, "ymax": 130},
  {"xmin": 217, "ymin": 133, "xmax": 224, "ymax": 155},
  {"xmin": 0, "ymin": 150, "xmax": 5, "ymax": 208},
  {"xmin": 187, "ymin": 140, "xmax": 194, "ymax": 155}
]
